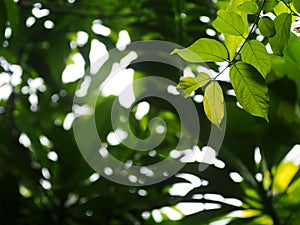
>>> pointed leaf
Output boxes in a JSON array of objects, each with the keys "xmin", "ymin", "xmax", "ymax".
[
  {"xmin": 171, "ymin": 38, "xmax": 229, "ymax": 62},
  {"xmin": 230, "ymin": 62, "xmax": 269, "ymax": 121},
  {"xmin": 258, "ymin": 16, "xmax": 276, "ymax": 37},
  {"xmin": 203, "ymin": 82, "xmax": 224, "ymax": 127},
  {"xmin": 177, "ymin": 73, "xmax": 211, "ymax": 98},
  {"xmin": 238, "ymin": 1, "xmax": 258, "ymax": 14},
  {"xmin": 269, "ymin": 13, "xmax": 292, "ymax": 55},
  {"xmin": 241, "ymin": 40, "xmax": 271, "ymax": 78},
  {"xmin": 212, "ymin": 10, "xmax": 245, "ymax": 36}
]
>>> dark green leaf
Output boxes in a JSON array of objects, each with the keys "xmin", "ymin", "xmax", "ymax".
[
  {"xmin": 294, "ymin": 0, "xmax": 300, "ymax": 13},
  {"xmin": 264, "ymin": 0, "xmax": 279, "ymax": 12},
  {"xmin": 258, "ymin": 16, "xmax": 276, "ymax": 37},
  {"xmin": 269, "ymin": 13, "xmax": 292, "ymax": 55}
]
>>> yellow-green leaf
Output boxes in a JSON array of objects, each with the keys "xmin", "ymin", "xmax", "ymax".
[
  {"xmin": 274, "ymin": 162, "xmax": 299, "ymax": 192},
  {"xmin": 241, "ymin": 40, "xmax": 271, "ymax": 78},
  {"xmin": 171, "ymin": 38, "xmax": 229, "ymax": 63},
  {"xmin": 177, "ymin": 73, "xmax": 211, "ymax": 98},
  {"xmin": 230, "ymin": 62, "xmax": 269, "ymax": 121},
  {"xmin": 237, "ymin": 1, "xmax": 258, "ymax": 14},
  {"xmin": 212, "ymin": 10, "xmax": 245, "ymax": 36},
  {"xmin": 223, "ymin": 0, "xmax": 249, "ymax": 60},
  {"xmin": 203, "ymin": 82, "xmax": 224, "ymax": 127},
  {"xmin": 274, "ymin": 1, "xmax": 290, "ymax": 15}
]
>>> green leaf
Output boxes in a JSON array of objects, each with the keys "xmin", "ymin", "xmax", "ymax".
[
  {"xmin": 237, "ymin": 1, "xmax": 258, "ymax": 14},
  {"xmin": 230, "ymin": 62, "xmax": 269, "ymax": 121},
  {"xmin": 222, "ymin": 0, "xmax": 249, "ymax": 60},
  {"xmin": 212, "ymin": 10, "xmax": 245, "ymax": 36},
  {"xmin": 171, "ymin": 38, "xmax": 228, "ymax": 62},
  {"xmin": 264, "ymin": 0, "xmax": 279, "ymax": 12},
  {"xmin": 177, "ymin": 73, "xmax": 211, "ymax": 98},
  {"xmin": 284, "ymin": 33, "xmax": 300, "ymax": 64},
  {"xmin": 240, "ymin": 40, "xmax": 271, "ymax": 78},
  {"xmin": 258, "ymin": 16, "xmax": 276, "ymax": 37},
  {"xmin": 269, "ymin": 13, "xmax": 292, "ymax": 55},
  {"xmin": 294, "ymin": 0, "xmax": 300, "ymax": 13},
  {"xmin": 203, "ymin": 81, "xmax": 224, "ymax": 127},
  {"xmin": 274, "ymin": 1, "xmax": 290, "ymax": 15}
]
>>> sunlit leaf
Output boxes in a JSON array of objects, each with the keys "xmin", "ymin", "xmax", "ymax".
[
  {"xmin": 241, "ymin": 40, "xmax": 271, "ymax": 78},
  {"xmin": 274, "ymin": 162, "xmax": 299, "ymax": 192},
  {"xmin": 237, "ymin": 1, "xmax": 258, "ymax": 14},
  {"xmin": 274, "ymin": 1, "xmax": 290, "ymax": 15},
  {"xmin": 171, "ymin": 38, "xmax": 229, "ymax": 62},
  {"xmin": 203, "ymin": 81, "xmax": 224, "ymax": 127},
  {"xmin": 221, "ymin": 1, "xmax": 249, "ymax": 60},
  {"xmin": 212, "ymin": 10, "xmax": 245, "ymax": 36},
  {"xmin": 230, "ymin": 62, "xmax": 269, "ymax": 121},
  {"xmin": 177, "ymin": 73, "xmax": 211, "ymax": 98}
]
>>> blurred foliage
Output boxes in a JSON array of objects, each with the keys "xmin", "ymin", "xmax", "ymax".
[{"xmin": 0, "ymin": 0, "xmax": 299, "ymax": 225}]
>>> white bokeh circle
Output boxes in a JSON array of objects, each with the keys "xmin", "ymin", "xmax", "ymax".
[{"xmin": 73, "ymin": 40, "xmax": 226, "ymax": 186}]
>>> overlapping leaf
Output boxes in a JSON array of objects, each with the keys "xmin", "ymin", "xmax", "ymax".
[
  {"xmin": 241, "ymin": 40, "xmax": 271, "ymax": 78},
  {"xmin": 269, "ymin": 13, "xmax": 292, "ymax": 55},
  {"xmin": 230, "ymin": 62, "xmax": 269, "ymax": 121},
  {"xmin": 212, "ymin": 10, "xmax": 245, "ymax": 36},
  {"xmin": 258, "ymin": 16, "xmax": 276, "ymax": 37},
  {"xmin": 177, "ymin": 73, "xmax": 211, "ymax": 97},
  {"xmin": 171, "ymin": 38, "xmax": 229, "ymax": 62},
  {"xmin": 237, "ymin": 1, "xmax": 258, "ymax": 14}
]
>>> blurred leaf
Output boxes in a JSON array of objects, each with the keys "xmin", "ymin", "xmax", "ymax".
[{"xmin": 273, "ymin": 162, "xmax": 299, "ymax": 192}]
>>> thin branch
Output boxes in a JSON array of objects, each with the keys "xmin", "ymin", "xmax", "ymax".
[
  {"xmin": 281, "ymin": 0, "xmax": 298, "ymax": 16},
  {"xmin": 212, "ymin": 0, "xmax": 266, "ymax": 81}
]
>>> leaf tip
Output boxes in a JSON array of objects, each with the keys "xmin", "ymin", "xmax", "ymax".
[{"xmin": 170, "ymin": 49, "xmax": 178, "ymax": 55}]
